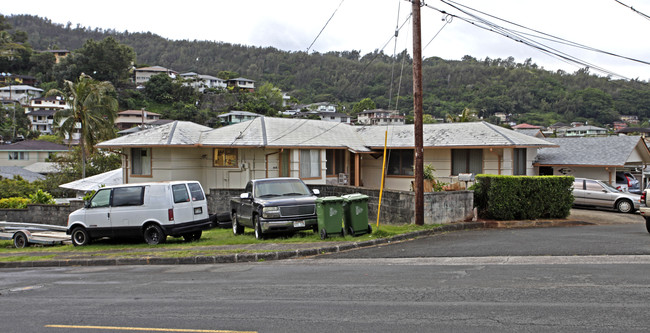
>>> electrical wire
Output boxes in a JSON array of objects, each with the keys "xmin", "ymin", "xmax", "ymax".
[
  {"xmin": 419, "ymin": 0, "xmax": 648, "ymax": 79},
  {"xmin": 389, "ymin": 0, "xmax": 403, "ymax": 109},
  {"xmin": 306, "ymin": 0, "xmax": 346, "ymax": 53},
  {"xmin": 613, "ymin": 0, "xmax": 650, "ymax": 21}
]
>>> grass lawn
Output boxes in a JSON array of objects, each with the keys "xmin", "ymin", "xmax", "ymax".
[{"xmin": 0, "ymin": 223, "xmax": 442, "ymax": 262}]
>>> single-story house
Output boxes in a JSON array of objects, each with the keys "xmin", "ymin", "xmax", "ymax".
[
  {"xmin": 96, "ymin": 118, "xmax": 557, "ymax": 191},
  {"xmin": 0, "ymin": 140, "xmax": 69, "ymax": 168},
  {"xmin": 535, "ymin": 136, "xmax": 650, "ymax": 186}
]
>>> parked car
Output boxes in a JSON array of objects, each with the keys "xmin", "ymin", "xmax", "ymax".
[
  {"xmin": 67, "ymin": 181, "xmax": 213, "ymax": 246},
  {"xmin": 615, "ymin": 171, "xmax": 641, "ymax": 194},
  {"xmin": 231, "ymin": 178, "xmax": 320, "ymax": 239},
  {"xmin": 573, "ymin": 178, "xmax": 640, "ymax": 213},
  {"xmin": 639, "ymin": 190, "xmax": 650, "ymax": 233}
]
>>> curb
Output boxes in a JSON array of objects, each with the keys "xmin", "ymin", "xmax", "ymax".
[{"xmin": 0, "ymin": 222, "xmax": 485, "ymax": 268}]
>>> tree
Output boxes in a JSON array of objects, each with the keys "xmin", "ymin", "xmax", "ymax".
[
  {"xmin": 446, "ymin": 108, "xmax": 478, "ymax": 123},
  {"xmin": 53, "ymin": 37, "xmax": 135, "ymax": 85},
  {"xmin": 48, "ymin": 74, "xmax": 118, "ymax": 178},
  {"xmin": 351, "ymin": 98, "xmax": 376, "ymax": 116}
]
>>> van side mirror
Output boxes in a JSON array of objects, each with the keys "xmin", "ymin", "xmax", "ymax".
[
  {"xmin": 84, "ymin": 200, "xmax": 91, "ymax": 208},
  {"xmin": 312, "ymin": 189, "xmax": 320, "ymax": 196},
  {"xmin": 240, "ymin": 192, "xmax": 251, "ymax": 200}
]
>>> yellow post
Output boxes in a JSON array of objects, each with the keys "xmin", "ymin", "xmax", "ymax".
[{"xmin": 376, "ymin": 130, "xmax": 388, "ymax": 227}]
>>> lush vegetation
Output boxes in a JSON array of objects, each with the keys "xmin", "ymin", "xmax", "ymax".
[
  {"xmin": 2, "ymin": 14, "xmax": 650, "ymax": 129},
  {"xmin": 473, "ymin": 175, "xmax": 574, "ymax": 220}
]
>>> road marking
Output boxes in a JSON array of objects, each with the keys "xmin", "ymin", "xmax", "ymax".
[
  {"xmin": 288, "ymin": 255, "xmax": 650, "ymax": 266},
  {"xmin": 44, "ymin": 325, "xmax": 256, "ymax": 333}
]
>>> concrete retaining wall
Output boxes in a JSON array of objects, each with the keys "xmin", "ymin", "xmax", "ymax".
[
  {"xmin": 0, "ymin": 200, "xmax": 84, "ymax": 226},
  {"xmin": 208, "ymin": 185, "xmax": 474, "ymax": 225}
]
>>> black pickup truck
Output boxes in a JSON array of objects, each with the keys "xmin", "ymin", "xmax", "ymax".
[{"xmin": 230, "ymin": 178, "xmax": 320, "ymax": 239}]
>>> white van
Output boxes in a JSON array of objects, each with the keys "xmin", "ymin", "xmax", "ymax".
[{"xmin": 67, "ymin": 181, "xmax": 213, "ymax": 246}]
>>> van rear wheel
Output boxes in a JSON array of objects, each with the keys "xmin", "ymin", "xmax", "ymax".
[{"xmin": 143, "ymin": 224, "xmax": 166, "ymax": 245}]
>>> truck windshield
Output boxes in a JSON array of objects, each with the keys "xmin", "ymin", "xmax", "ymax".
[{"xmin": 254, "ymin": 180, "xmax": 311, "ymax": 198}]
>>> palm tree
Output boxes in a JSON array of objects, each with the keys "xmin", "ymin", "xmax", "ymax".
[
  {"xmin": 49, "ymin": 74, "xmax": 118, "ymax": 178},
  {"xmin": 446, "ymin": 107, "xmax": 478, "ymax": 123}
]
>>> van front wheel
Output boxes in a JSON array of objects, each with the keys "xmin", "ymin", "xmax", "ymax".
[
  {"xmin": 71, "ymin": 227, "xmax": 90, "ymax": 246},
  {"xmin": 144, "ymin": 224, "xmax": 166, "ymax": 245}
]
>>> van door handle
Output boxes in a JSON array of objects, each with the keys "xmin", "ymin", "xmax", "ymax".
[{"xmin": 107, "ymin": 213, "xmax": 110, "ymax": 218}]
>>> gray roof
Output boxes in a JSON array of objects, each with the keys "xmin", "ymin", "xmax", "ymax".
[
  {"xmin": 0, "ymin": 140, "xmax": 68, "ymax": 151},
  {"xmin": 536, "ymin": 136, "xmax": 650, "ymax": 166},
  {"xmin": 0, "ymin": 166, "xmax": 45, "ymax": 182},
  {"xmin": 201, "ymin": 117, "xmax": 370, "ymax": 152},
  {"xmin": 98, "ymin": 121, "xmax": 212, "ymax": 148},
  {"xmin": 98, "ymin": 118, "xmax": 557, "ymax": 152},
  {"xmin": 514, "ymin": 128, "xmax": 544, "ymax": 137},
  {"xmin": 357, "ymin": 121, "xmax": 556, "ymax": 148},
  {"xmin": 59, "ymin": 168, "xmax": 122, "ymax": 191}
]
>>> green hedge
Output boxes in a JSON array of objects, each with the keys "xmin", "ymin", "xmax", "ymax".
[
  {"xmin": 0, "ymin": 197, "xmax": 31, "ymax": 209},
  {"xmin": 473, "ymin": 175, "xmax": 574, "ymax": 220}
]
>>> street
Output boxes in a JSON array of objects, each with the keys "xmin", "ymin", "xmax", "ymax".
[{"xmin": 1, "ymin": 213, "xmax": 649, "ymax": 332}]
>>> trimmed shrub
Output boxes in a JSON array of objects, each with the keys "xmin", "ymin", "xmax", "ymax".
[
  {"xmin": 0, "ymin": 197, "xmax": 31, "ymax": 209},
  {"xmin": 473, "ymin": 175, "xmax": 574, "ymax": 220}
]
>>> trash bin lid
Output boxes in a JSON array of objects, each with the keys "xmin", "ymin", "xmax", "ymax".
[
  {"xmin": 341, "ymin": 193, "xmax": 369, "ymax": 201},
  {"xmin": 315, "ymin": 196, "xmax": 344, "ymax": 203}
]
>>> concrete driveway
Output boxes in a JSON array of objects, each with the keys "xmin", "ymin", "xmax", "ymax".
[{"xmin": 568, "ymin": 207, "xmax": 645, "ymax": 225}]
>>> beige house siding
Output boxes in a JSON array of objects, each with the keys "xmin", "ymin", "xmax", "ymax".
[{"xmin": 0, "ymin": 150, "xmax": 51, "ymax": 167}]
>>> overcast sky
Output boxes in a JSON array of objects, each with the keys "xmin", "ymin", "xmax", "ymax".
[{"xmin": 3, "ymin": 0, "xmax": 650, "ymax": 80}]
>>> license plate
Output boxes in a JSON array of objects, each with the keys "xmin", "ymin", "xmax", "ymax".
[{"xmin": 293, "ymin": 221, "xmax": 305, "ymax": 228}]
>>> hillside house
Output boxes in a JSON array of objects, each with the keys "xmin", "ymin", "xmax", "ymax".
[
  {"xmin": 227, "ymin": 77, "xmax": 255, "ymax": 92},
  {"xmin": 357, "ymin": 109, "xmax": 405, "ymax": 126},
  {"xmin": 217, "ymin": 111, "xmax": 261, "ymax": 126},
  {"xmin": 96, "ymin": 118, "xmax": 557, "ymax": 192},
  {"xmin": 179, "ymin": 72, "xmax": 227, "ymax": 92},
  {"xmin": 565, "ymin": 125, "xmax": 607, "ymax": 137},
  {"xmin": 115, "ymin": 110, "xmax": 162, "ymax": 130},
  {"xmin": 134, "ymin": 66, "xmax": 177, "ymax": 85},
  {"xmin": 0, "ymin": 85, "xmax": 43, "ymax": 105}
]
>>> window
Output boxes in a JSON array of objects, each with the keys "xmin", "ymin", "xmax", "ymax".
[
  {"xmin": 300, "ymin": 149, "xmax": 321, "ymax": 178},
  {"xmin": 112, "ymin": 187, "xmax": 144, "ymax": 207},
  {"xmin": 452, "ymin": 149, "xmax": 483, "ymax": 175},
  {"xmin": 387, "ymin": 150, "xmax": 414, "ymax": 176},
  {"xmin": 187, "ymin": 183, "xmax": 205, "ymax": 201},
  {"xmin": 585, "ymin": 180, "xmax": 604, "ymax": 192},
  {"xmin": 213, "ymin": 148, "xmax": 237, "ymax": 167},
  {"xmin": 89, "ymin": 189, "xmax": 111, "ymax": 208},
  {"xmin": 8, "ymin": 152, "xmax": 28, "ymax": 160},
  {"xmin": 172, "ymin": 184, "xmax": 190, "ymax": 203},
  {"xmin": 326, "ymin": 149, "xmax": 345, "ymax": 176},
  {"xmin": 131, "ymin": 148, "xmax": 151, "ymax": 176},
  {"xmin": 513, "ymin": 148, "xmax": 526, "ymax": 175}
]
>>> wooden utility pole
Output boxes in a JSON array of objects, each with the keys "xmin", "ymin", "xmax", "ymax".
[{"xmin": 412, "ymin": 0, "xmax": 424, "ymax": 225}]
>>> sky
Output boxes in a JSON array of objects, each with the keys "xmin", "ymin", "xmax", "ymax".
[{"xmin": 3, "ymin": 0, "xmax": 650, "ymax": 81}]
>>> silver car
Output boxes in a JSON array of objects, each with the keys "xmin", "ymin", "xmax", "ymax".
[{"xmin": 573, "ymin": 178, "xmax": 641, "ymax": 213}]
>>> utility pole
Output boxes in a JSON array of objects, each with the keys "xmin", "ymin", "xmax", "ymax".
[{"xmin": 412, "ymin": 0, "xmax": 424, "ymax": 225}]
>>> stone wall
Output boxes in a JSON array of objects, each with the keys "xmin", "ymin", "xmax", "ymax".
[
  {"xmin": 208, "ymin": 185, "xmax": 474, "ymax": 225},
  {"xmin": 0, "ymin": 200, "xmax": 84, "ymax": 226}
]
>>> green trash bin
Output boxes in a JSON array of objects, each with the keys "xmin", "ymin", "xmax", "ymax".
[
  {"xmin": 342, "ymin": 193, "xmax": 372, "ymax": 237},
  {"xmin": 315, "ymin": 196, "xmax": 344, "ymax": 239}
]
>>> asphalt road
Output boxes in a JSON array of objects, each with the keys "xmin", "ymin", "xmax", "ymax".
[{"xmin": 1, "ymin": 209, "xmax": 649, "ymax": 333}]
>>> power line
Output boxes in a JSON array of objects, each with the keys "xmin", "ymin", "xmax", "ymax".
[
  {"xmin": 613, "ymin": 0, "xmax": 650, "ymax": 21},
  {"xmin": 421, "ymin": 0, "xmax": 650, "ymax": 79},
  {"xmin": 306, "ymin": 0, "xmax": 346, "ymax": 53}
]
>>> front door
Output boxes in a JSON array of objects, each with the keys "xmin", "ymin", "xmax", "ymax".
[
  {"xmin": 279, "ymin": 149, "xmax": 290, "ymax": 177},
  {"xmin": 85, "ymin": 188, "xmax": 113, "ymax": 238}
]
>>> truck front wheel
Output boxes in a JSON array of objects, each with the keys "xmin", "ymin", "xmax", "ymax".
[{"xmin": 254, "ymin": 216, "xmax": 265, "ymax": 240}]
